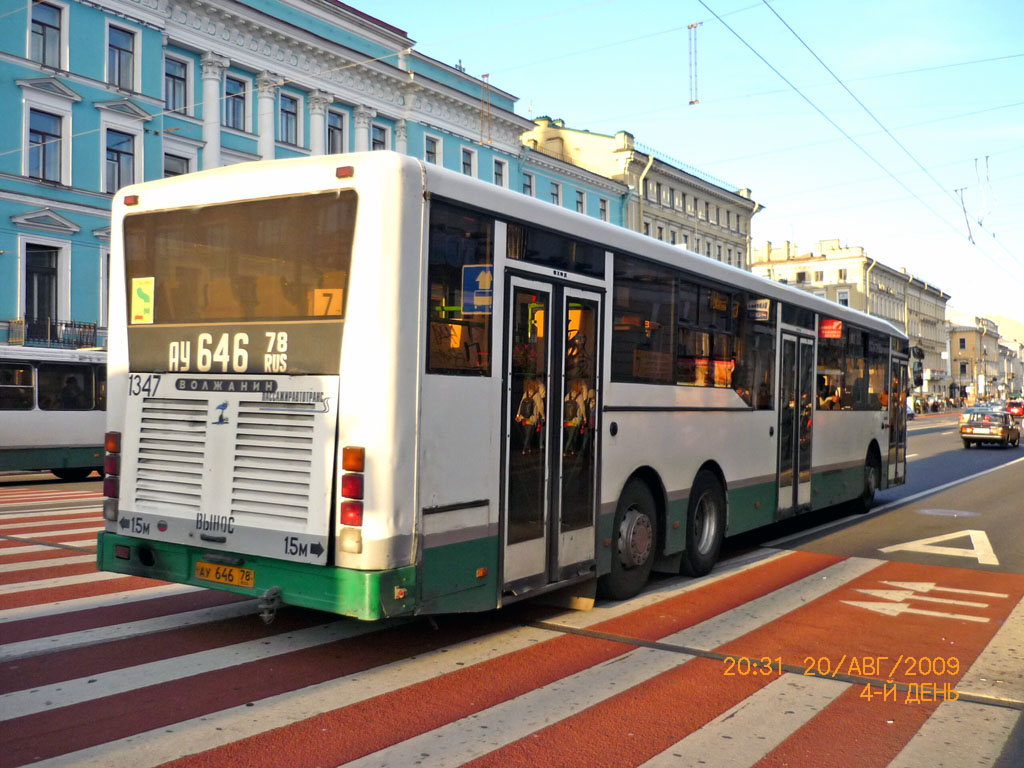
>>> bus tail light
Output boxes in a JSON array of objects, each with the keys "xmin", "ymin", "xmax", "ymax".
[
  {"xmin": 341, "ymin": 473, "xmax": 363, "ymax": 499},
  {"xmin": 341, "ymin": 501, "xmax": 363, "ymax": 526},
  {"xmin": 103, "ymin": 431, "xmax": 121, "ymax": 520}
]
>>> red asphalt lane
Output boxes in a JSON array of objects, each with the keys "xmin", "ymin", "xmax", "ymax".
[{"xmin": 154, "ymin": 551, "xmax": 844, "ymax": 768}]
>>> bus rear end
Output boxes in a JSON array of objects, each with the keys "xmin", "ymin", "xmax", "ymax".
[{"xmin": 98, "ymin": 157, "xmax": 418, "ymax": 620}]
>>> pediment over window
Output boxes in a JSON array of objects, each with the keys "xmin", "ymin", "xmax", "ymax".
[
  {"xmin": 92, "ymin": 226, "xmax": 111, "ymax": 242},
  {"xmin": 94, "ymin": 98, "xmax": 153, "ymax": 121},
  {"xmin": 11, "ymin": 208, "xmax": 81, "ymax": 235},
  {"xmin": 16, "ymin": 77, "xmax": 82, "ymax": 102}
]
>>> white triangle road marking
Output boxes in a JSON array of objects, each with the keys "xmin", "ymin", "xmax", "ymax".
[{"xmin": 878, "ymin": 529, "xmax": 999, "ymax": 566}]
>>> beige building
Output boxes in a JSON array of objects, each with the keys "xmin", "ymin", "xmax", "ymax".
[
  {"xmin": 949, "ymin": 317, "xmax": 1002, "ymax": 403},
  {"xmin": 750, "ymin": 239, "xmax": 951, "ymax": 397},
  {"xmin": 521, "ymin": 119, "xmax": 761, "ymax": 269}
]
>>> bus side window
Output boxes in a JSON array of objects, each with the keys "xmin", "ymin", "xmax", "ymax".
[
  {"xmin": 0, "ymin": 363, "xmax": 35, "ymax": 410},
  {"xmin": 38, "ymin": 364, "xmax": 93, "ymax": 410}
]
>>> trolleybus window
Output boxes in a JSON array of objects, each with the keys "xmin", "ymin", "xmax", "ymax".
[
  {"xmin": 506, "ymin": 222, "xmax": 605, "ymax": 278},
  {"xmin": 0, "ymin": 363, "xmax": 34, "ymax": 410},
  {"xmin": 38, "ymin": 364, "xmax": 94, "ymax": 410}
]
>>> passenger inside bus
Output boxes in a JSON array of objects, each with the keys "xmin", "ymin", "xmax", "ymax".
[
  {"xmin": 515, "ymin": 378, "xmax": 545, "ymax": 454},
  {"xmin": 563, "ymin": 378, "xmax": 593, "ymax": 456}
]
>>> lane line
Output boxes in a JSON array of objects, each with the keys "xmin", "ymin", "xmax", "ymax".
[
  {"xmin": 0, "ymin": 540, "xmax": 96, "ymax": 556},
  {"xmin": 0, "ymin": 583, "xmax": 203, "ymax": 623},
  {"xmin": 638, "ymin": 675, "xmax": 849, "ymax": 768},
  {"xmin": 0, "ymin": 599, "xmax": 259, "ymax": 662},
  {"xmin": 0, "ymin": 620, "xmax": 390, "ymax": 719},
  {"xmin": 0, "ymin": 555, "xmax": 95, "ymax": 573},
  {"xmin": 0, "ymin": 571, "xmax": 126, "ymax": 596},
  {"xmin": 764, "ymin": 455, "xmax": 1024, "ymax": 548}
]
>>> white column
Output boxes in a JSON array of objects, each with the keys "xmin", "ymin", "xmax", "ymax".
[
  {"xmin": 353, "ymin": 105, "xmax": 375, "ymax": 152},
  {"xmin": 395, "ymin": 119, "xmax": 407, "ymax": 154},
  {"xmin": 257, "ymin": 71, "xmax": 280, "ymax": 160},
  {"xmin": 308, "ymin": 90, "xmax": 331, "ymax": 155},
  {"xmin": 200, "ymin": 53, "xmax": 229, "ymax": 170}
]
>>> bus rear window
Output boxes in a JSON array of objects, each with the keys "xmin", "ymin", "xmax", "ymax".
[{"xmin": 123, "ymin": 190, "xmax": 356, "ymax": 323}]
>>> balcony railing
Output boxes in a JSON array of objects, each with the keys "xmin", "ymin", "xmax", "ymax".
[{"xmin": 6, "ymin": 318, "xmax": 102, "ymax": 349}]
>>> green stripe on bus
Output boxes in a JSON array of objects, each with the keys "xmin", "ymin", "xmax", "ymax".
[
  {"xmin": 97, "ymin": 532, "xmax": 416, "ymax": 621},
  {"xmin": 810, "ymin": 465, "xmax": 864, "ymax": 510},
  {"xmin": 0, "ymin": 446, "xmax": 103, "ymax": 472},
  {"xmin": 726, "ymin": 482, "xmax": 777, "ymax": 535},
  {"xmin": 420, "ymin": 535, "xmax": 499, "ymax": 614}
]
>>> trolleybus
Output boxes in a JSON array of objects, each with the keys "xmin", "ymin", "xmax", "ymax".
[
  {"xmin": 97, "ymin": 152, "xmax": 911, "ymax": 620},
  {"xmin": 0, "ymin": 345, "xmax": 105, "ymax": 480}
]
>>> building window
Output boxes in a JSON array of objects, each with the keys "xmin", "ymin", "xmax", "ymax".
[
  {"xmin": 523, "ymin": 172, "xmax": 533, "ymax": 196},
  {"xmin": 959, "ymin": 362, "xmax": 968, "ymax": 376},
  {"xmin": 163, "ymin": 153, "xmax": 188, "ymax": 177},
  {"xmin": 25, "ymin": 244, "xmax": 58, "ymax": 323},
  {"xmin": 494, "ymin": 158, "xmax": 506, "ymax": 187},
  {"xmin": 599, "ymin": 198, "xmax": 608, "ymax": 221},
  {"xmin": 551, "ymin": 181, "xmax": 561, "ymax": 205},
  {"xmin": 327, "ymin": 110, "xmax": 345, "ymax": 153},
  {"xmin": 705, "ymin": 242, "xmax": 711, "ymax": 257},
  {"xmin": 837, "ymin": 290, "xmax": 850, "ymax": 307},
  {"xmin": 715, "ymin": 207, "xmax": 720, "ymax": 225},
  {"xmin": 726, "ymin": 211, "xmax": 731, "ymax": 230},
  {"xmin": 30, "ymin": 3, "xmax": 62, "ymax": 68},
  {"xmin": 461, "ymin": 148, "xmax": 475, "ymax": 176},
  {"xmin": 279, "ymin": 94, "xmax": 298, "ymax": 145},
  {"xmin": 576, "ymin": 190, "xmax": 585, "ymax": 213},
  {"xmin": 670, "ymin": 231, "xmax": 677, "ymax": 245},
  {"xmin": 105, "ymin": 129, "xmax": 134, "ymax": 192},
  {"xmin": 814, "ymin": 270, "xmax": 823, "ymax": 281},
  {"xmin": 371, "ymin": 123, "xmax": 387, "ymax": 151},
  {"xmin": 28, "ymin": 109, "xmax": 61, "ymax": 182},
  {"xmin": 704, "ymin": 201, "xmax": 710, "ymax": 220},
  {"xmin": 727, "ymin": 247, "xmax": 732, "ymax": 263},
  {"xmin": 669, "ymin": 189, "xmax": 676, "ymax": 209},
  {"xmin": 683, "ymin": 233, "xmax": 689, "ymax": 248},
  {"xmin": 107, "ymin": 26, "xmax": 134, "ymax": 90},
  {"xmin": 644, "ymin": 222, "xmax": 651, "ymax": 236},
  {"xmin": 717, "ymin": 245, "xmax": 722, "ymax": 260},
  {"xmin": 838, "ymin": 268, "xmax": 847, "ymax": 281},
  {"xmin": 424, "ymin": 135, "xmax": 439, "ymax": 164},
  {"xmin": 224, "ymin": 76, "xmax": 246, "ymax": 130},
  {"xmin": 164, "ymin": 58, "xmax": 187, "ymax": 114},
  {"xmin": 657, "ymin": 226, "xmax": 664, "ymax": 241},
  {"xmin": 959, "ymin": 337, "xmax": 966, "ymax": 350},
  {"xmin": 655, "ymin": 182, "xmax": 662, "ymax": 204}
]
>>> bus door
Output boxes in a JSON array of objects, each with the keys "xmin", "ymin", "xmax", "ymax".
[
  {"xmin": 888, "ymin": 359, "xmax": 908, "ymax": 485},
  {"xmin": 502, "ymin": 276, "xmax": 601, "ymax": 594},
  {"xmin": 777, "ymin": 333, "xmax": 814, "ymax": 516}
]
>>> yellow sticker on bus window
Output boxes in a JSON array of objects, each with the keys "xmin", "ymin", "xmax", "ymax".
[
  {"xmin": 131, "ymin": 277, "xmax": 155, "ymax": 324},
  {"xmin": 313, "ymin": 288, "xmax": 344, "ymax": 316}
]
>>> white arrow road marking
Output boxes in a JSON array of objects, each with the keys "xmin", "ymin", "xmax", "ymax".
[
  {"xmin": 842, "ymin": 600, "xmax": 990, "ymax": 623},
  {"xmin": 879, "ymin": 529, "xmax": 999, "ymax": 566},
  {"xmin": 853, "ymin": 589, "xmax": 988, "ymax": 608},
  {"xmin": 879, "ymin": 580, "xmax": 1009, "ymax": 599}
]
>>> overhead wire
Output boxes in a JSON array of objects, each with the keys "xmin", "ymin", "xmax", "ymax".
[
  {"xmin": 694, "ymin": 0, "xmax": 1024, "ymax": 279},
  {"xmin": 758, "ymin": 0, "xmax": 1022, "ymax": 267}
]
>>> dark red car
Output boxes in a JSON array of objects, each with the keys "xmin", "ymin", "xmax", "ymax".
[{"xmin": 1008, "ymin": 400, "xmax": 1023, "ymax": 419}]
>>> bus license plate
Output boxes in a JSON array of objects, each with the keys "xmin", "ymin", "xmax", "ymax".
[{"xmin": 195, "ymin": 561, "xmax": 255, "ymax": 588}]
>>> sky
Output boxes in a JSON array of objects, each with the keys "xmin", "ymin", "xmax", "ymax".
[{"xmin": 356, "ymin": 0, "xmax": 1024, "ymax": 336}]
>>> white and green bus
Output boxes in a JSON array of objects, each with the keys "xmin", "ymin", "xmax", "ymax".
[{"xmin": 97, "ymin": 152, "xmax": 912, "ymax": 620}]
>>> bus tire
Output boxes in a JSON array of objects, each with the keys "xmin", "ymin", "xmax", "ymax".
[
  {"xmin": 597, "ymin": 479, "xmax": 656, "ymax": 601},
  {"xmin": 857, "ymin": 452, "xmax": 880, "ymax": 514},
  {"xmin": 52, "ymin": 468, "xmax": 93, "ymax": 482},
  {"xmin": 680, "ymin": 470, "xmax": 725, "ymax": 577}
]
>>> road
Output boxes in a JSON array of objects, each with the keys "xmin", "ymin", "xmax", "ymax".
[{"xmin": 1, "ymin": 417, "xmax": 1021, "ymax": 768}]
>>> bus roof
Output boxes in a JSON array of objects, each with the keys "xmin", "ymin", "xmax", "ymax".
[{"xmin": 114, "ymin": 151, "xmax": 907, "ymax": 343}]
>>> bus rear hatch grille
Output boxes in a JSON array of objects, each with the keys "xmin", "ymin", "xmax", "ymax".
[
  {"xmin": 135, "ymin": 397, "xmax": 208, "ymax": 512},
  {"xmin": 231, "ymin": 402, "xmax": 315, "ymax": 522}
]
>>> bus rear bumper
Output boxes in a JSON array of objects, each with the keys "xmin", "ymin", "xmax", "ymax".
[{"xmin": 96, "ymin": 532, "xmax": 417, "ymax": 620}]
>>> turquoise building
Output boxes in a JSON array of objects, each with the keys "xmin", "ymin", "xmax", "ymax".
[{"xmin": 1, "ymin": 0, "xmax": 627, "ymax": 347}]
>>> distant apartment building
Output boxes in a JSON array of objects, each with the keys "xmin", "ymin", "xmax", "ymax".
[
  {"xmin": 1, "ymin": 1, "xmax": 625, "ymax": 348},
  {"xmin": 751, "ymin": 239, "xmax": 951, "ymax": 397},
  {"xmin": 948, "ymin": 316, "xmax": 1002, "ymax": 402},
  {"xmin": 521, "ymin": 118, "xmax": 761, "ymax": 269}
]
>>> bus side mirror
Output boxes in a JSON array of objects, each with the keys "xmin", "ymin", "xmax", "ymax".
[{"xmin": 912, "ymin": 361, "xmax": 924, "ymax": 388}]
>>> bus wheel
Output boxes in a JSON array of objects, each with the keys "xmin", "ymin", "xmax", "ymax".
[
  {"xmin": 681, "ymin": 471, "xmax": 725, "ymax": 577},
  {"xmin": 857, "ymin": 454, "xmax": 880, "ymax": 514},
  {"xmin": 52, "ymin": 468, "xmax": 93, "ymax": 482},
  {"xmin": 597, "ymin": 479, "xmax": 656, "ymax": 601}
]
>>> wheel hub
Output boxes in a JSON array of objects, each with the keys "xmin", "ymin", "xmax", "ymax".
[{"xmin": 618, "ymin": 507, "xmax": 653, "ymax": 568}]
